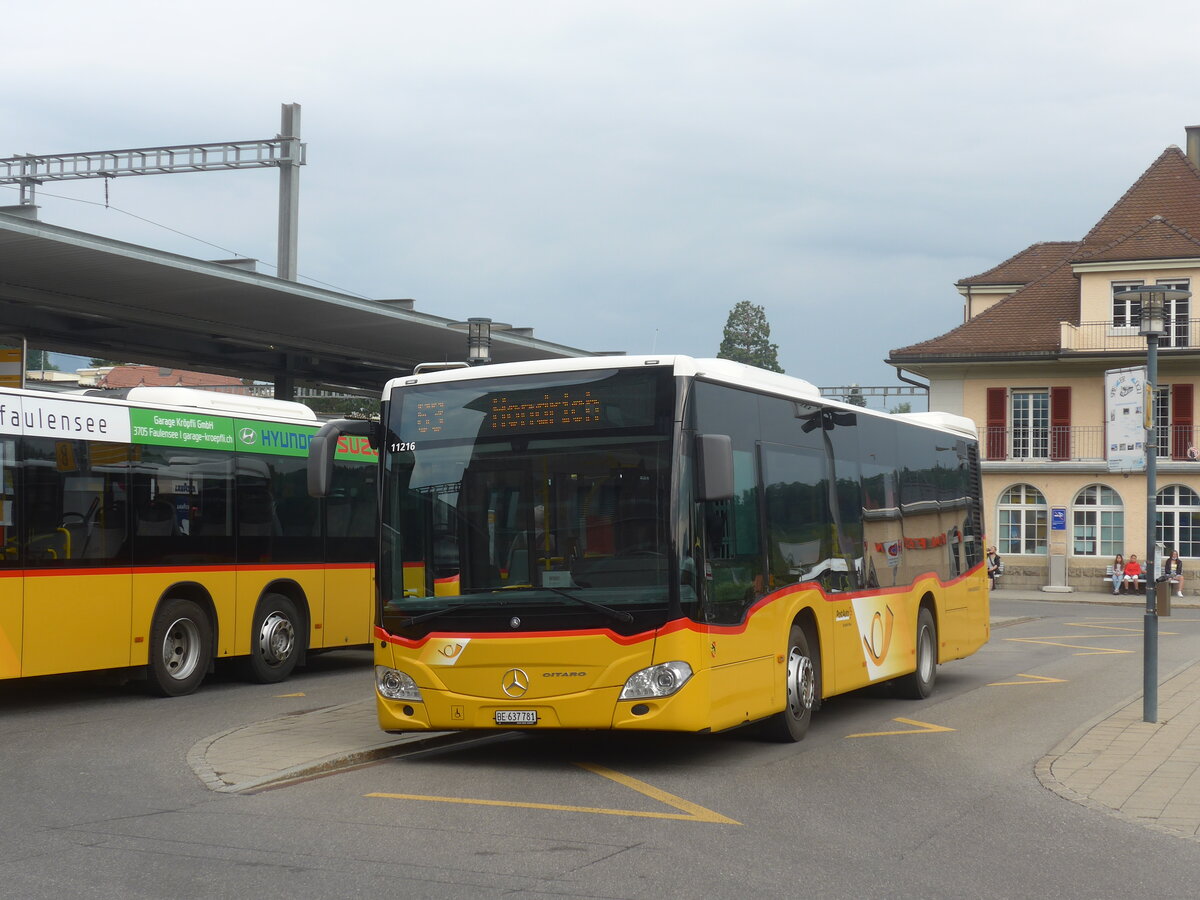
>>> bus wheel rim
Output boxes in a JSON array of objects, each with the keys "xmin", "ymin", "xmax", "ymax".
[
  {"xmin": 162, "ymin": 616, "xmax": 202, "ymax": 681},
  {"xmin": 258, "ymin": 611, "xmax": 296, "ymax": 666},
  {"xmin": 918, "ymin": 625, "xmax": 934, "ymax": 681},
  {"xmin": 788, "ymin": 647, "xmax": 815, "ymax": 716}
]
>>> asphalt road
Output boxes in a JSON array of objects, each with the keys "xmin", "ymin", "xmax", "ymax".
[{"xmin": 2, "ymin": 598, "xmax": 1200, "ymax": 899}]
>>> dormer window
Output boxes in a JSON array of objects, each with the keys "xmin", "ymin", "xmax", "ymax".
[
  {"xmin": 1111, "ymin": 279, "xmax": 1189, "ymax": 345},
  {"xmin": 1111, "ymin": 281, "xmax": 1143, "ymax": 328}
]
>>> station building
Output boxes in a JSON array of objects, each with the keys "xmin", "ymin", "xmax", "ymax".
[{"xmin": 889, "ymin": 127, "xmax": 1200, "ymax": 592}]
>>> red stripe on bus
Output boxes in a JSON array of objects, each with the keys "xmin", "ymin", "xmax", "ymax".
[
  {"xmin": 375, "ymin": 562, "xmax": 985, "ymax": 646},
  {"xmin": 10, "ymin": 561, "xmax": 372, "ymax": 578}
]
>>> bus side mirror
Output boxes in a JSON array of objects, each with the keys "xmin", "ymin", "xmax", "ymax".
[
  {"xmin": 696, "ymin": 433, "xmax": 734, "ymax": 501},
  {"xmin": 307, "ymin": 418, "xmax": 377, "ymax": 497}
]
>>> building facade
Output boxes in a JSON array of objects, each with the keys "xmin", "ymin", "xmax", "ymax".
[{"xmin": 889, "ymin": 129, "xmax": 1200, "ymax": 592}]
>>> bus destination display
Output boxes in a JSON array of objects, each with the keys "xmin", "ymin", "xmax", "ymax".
[
  {"xmin": 404, "ymin": 370, "xmax": 664, "ymax": 438},
  {"xmin": 488, "ymin": 391, "xmax": 602, "ymax": 431}
]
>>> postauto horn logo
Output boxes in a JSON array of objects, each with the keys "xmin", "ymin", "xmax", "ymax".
[{"xmin": 239, "ymin": 427, "xmax": 258, "ymax": 446}]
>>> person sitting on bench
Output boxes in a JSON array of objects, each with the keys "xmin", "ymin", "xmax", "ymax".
[
  {"xmin": 1164, "ymin": 548, "xmax": 1185, "ymax": 599},
  {"xmin": 1110, "ymin": 553, "xmax": 1125, "ymax": 595},
  {"xmin": 1121, "ymin": 554, "xmax": 1143, "ymax": 594}
]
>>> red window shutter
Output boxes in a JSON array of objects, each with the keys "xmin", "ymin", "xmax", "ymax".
[
  {"xmin": 1050, "ymin": 387, "xmax": 1071, "ymax": 461},
  {"xmin": 986, "ymin": 388, "xmax": 1007, "ymax": 460},
  {"xmin": 1172, "ymin": 383, "xmax": 1193, "ymax": 460}
]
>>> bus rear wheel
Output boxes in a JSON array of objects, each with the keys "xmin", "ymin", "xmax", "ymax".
[
  {"xmin": 245, "ymin": 594, "xmax": 301, "ymax": 684},
  {"xmin": 148, "ymin": 598, "xmax": 212, "ymax": 697},
  {"xmin": 896, "ymin": 606, "xmax": 937, "ymax": 699},
  {"xmin": 761, "ymin": 624, "xmax": 818, "ymax": 742}
]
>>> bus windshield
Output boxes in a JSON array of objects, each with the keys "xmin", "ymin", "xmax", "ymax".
[{"xmin": 381, "ymin": 367, "xmax": 676, "ymax": 632}]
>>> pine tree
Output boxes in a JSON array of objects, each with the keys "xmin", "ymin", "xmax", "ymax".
[{"xmin": 717, "ymin": 301, "xmax": 783, "ymax": 373}]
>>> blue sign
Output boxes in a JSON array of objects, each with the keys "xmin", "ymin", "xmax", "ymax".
[{"xmin": 1051, "ymin": 507, "xmax": 1067, "ymax": 530}]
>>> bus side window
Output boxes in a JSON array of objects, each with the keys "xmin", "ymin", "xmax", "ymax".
[
  {"xmin": 22, "ymin": 437, "xmax": 129, "ymax": 565},
  {"xmin": 325, "ymin": 455, "xmax": 375, "ymax": 564},
  {"xmin": 702, "ymin": 448, "xmax": 763, "ymax": 624},
  {"xmin": 0, "ymin": 439, "xmax": 16, "ymax": 564}
]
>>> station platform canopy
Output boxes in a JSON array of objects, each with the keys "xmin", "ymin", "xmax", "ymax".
[{"xmin": 0, "ymin": 212, "xmax": 600, "ymax": 394}]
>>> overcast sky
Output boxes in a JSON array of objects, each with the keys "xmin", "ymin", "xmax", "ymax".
[{"xmin": 8, "ymin": 1, "xmax": 1200, "ymax": 402}]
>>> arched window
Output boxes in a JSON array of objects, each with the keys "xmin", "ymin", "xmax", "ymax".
[
  {"xmin": 1072, "ymin": 485, "xmax": 1124, "ymax": 557},
  {"xmin": 998, "ymin": 484, "xmax": 1048, "ymax": 555},
  {"xmin": 1156, "ymin": 484, "xmax": 1200, "ymax": 558}
]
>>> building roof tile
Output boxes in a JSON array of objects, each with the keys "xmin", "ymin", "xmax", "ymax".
[
  {"xmin": 891, "ymin": 261, "xmax": 1078, "ymax": 360},
  {"xmin": 98, "ymin": 365, "xmax": 245, "ymax": 390},
  {"xmin": 1075, "ymin": 215, "xmax": 1200, "ymax": 263},
  {"xmin": 892, "ymin": 144, "xmax": 1200, "ymax": 362},
  {"xmin": 958, "ymin": 241, "xmax": 1078, "ymax": 285},
  {"xmin": 1073, "ymin": 147, "xmax": 1200, "ymax": 260}
]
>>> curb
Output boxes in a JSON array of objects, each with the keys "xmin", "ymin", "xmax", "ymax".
[
  {"xmin": 186, "ymin": 701, "xmax": 452, "ymax": 794},
  {"xmin": 1034, "ymin": 658, "xmax": 1200, "ymax": 843}
]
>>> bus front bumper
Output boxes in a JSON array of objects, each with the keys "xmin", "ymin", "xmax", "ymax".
[{"xmin": 376, "ymin": 671, "xmax": 715, "ymax": 734}]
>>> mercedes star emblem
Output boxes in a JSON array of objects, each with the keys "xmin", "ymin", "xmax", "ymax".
[{"xmin": 501, "ymin": 668, "xmax": 529, "ymax": 698}]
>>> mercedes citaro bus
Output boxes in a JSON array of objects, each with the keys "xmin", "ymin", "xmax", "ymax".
[{"xmin": 309, "ymin": 356, "xmax": 988, "ymax": 740}]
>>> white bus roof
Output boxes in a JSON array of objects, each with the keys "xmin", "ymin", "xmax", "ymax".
[
  {"xmin": 0, "ymin": 384, "xmax": 317, "ymax": 424},
  {"xmin": 385, "ymin": 355, "xmax": 976, "ymax": 440},
  {"xmin": 124, "ymin": 386, "xmax": 317, "ymax": 420}
]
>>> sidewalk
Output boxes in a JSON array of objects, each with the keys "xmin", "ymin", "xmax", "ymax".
[
  {"xmin": 187, "ymin": 589, "xmax": 1200, "ymax": 842},
  {"xmin": 1001, "ymin": 585, "xmax": 1200, "ymax": 842}
]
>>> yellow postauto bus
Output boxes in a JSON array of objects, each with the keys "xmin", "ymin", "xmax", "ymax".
[
  {"xmin": 0, "ymin": 385, "xmax": 375, "ymax": 695},
  {"xmin": 309, "ymin": 356, "xmax": 988, "ymax": 741}
]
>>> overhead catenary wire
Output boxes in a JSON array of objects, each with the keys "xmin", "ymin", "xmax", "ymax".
[{"xmin": 0, "ymin": 182, "xmax": 371, "ymax": 300}]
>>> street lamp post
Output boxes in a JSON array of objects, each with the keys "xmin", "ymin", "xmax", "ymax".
[{"xmin": 1125, "ymin": 284, "xmax": 1191, "ymax": 723}]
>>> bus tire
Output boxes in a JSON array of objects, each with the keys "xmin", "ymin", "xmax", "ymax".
[
  {"xmin": 897, "ymin": 606, "xmax": 937, "ymax": 699},
  {"xmin": 245, "ymin": 594, "xmax": 301, "ymax": 684},
  {"xmin": 761, "ymin": 624, "xmax": 818, "ymax": 742},
  {"xmin": 148, "ymin": 598, "xmax": 212, "ymax": 697}
]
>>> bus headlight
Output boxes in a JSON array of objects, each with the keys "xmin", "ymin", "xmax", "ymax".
[
  {"xmin": 376, "ymin": 666, "xmax": 422, "ymax": 701},
  {"xmin": 619, "ymin": 661, "xmax": 693, "ymax": 700}
]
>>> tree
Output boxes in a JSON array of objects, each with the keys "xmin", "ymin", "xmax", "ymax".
[
  {"xmin": 889, "ymin": 401, "xmax": 912, "ymax": 414},
  {"xmin": 844, "ymin": 385, "xmax": 867, "ymax": 407},
  {"xmin": 717, "ymin": 301, "xmax": 783, "ymax": 373},
  {"xmin": 29, "ymin": 349, "xmax": 59, "ymax": 372},
  {"xmin": 298, "ymin": 395, "xmax": 380, "ymax": 418}
]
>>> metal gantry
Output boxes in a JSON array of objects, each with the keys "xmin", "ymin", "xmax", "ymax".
[{"xmin": 0, "ymin": 103, "xmax": 306, "ymax": 281}]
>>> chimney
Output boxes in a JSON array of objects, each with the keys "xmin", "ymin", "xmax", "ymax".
[{"xmin": 1187, "ymin": 125, "xmax": 1200, "ymax": 169}]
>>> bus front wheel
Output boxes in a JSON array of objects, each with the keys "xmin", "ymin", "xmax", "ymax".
[
  {"xmin": 761, "ymin": 624, "xmax": 818, "ymax": 742},
  {"xmin": 245, "ymin": 594, "xmax": 301, "ymax": 684},
  {"xmin": 148, "ymin": 598, "xmax": 212, "ymax": 697}
]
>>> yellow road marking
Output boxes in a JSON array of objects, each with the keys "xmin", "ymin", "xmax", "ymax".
[
  {"xmin": 366, "ymin": 761, "xmax": 741, "ymax": 825},
  {"xmin": 1067, "ymin": 620, "xmax": 1143, "ymax": 633},
  {"xmin": 1005, "ymin": 637, "xmax": 1133, "ymax": 656},
  {"xmin": 275, "ymin": 692, "xmax": 306, "ymax": 698},
  {"xmin": 1063, "ymin": 621, "xmax": 1178, "ymax": 635},
  {"xmin": 988, "ymin": 673, "xmax": 1067, "ymax": 686},
  {"xmin": 845, "ymin": 717, "xmax": 955, "ymax": 739}
]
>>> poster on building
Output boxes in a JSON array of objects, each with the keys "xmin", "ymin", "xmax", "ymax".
[{"xmin": 1106, "ymin": 366, "xmax": 1146, "ymax": 473}]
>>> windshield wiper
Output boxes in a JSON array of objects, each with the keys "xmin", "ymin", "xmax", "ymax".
[
  {"xmin": 396, "ymin": 589, "xmax": 633, "ymax": 627},
  {"xmin": 398, "ymin": 601, "xmax": 503, "ymax": 627},
  {"xmin": 541, "ymin": 587, "xmax": 634, "ymax": 624}
]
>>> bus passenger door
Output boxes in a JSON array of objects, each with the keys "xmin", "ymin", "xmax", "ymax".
[
  {"xmin": 0, "ymin": 436, "xmax": 19, "ymax": 677},
  {"xmin": 21, "ymin": 439, "xmax": 134, "ymax": 677},
  {"xmin": 0, "ymin": 574, "xmax": 19, "ymax": 678}
]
